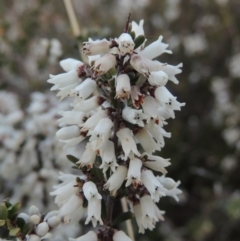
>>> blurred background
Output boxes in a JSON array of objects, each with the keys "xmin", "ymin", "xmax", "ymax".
[{"xmin": 0, "ymin": 0, "xmax": 240, "ymax": 240}]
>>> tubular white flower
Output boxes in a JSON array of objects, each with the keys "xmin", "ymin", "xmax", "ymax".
[
  {"xmin": 99, "ymin": 140, "xmax": 118, "ymax": 172},
  {"xmin": 56, "ymin": 125, "xmax": 80, "ymax": 140},
  {"xmin": 60, "ymin": 135, "xmax": 86, "ymax": 149},
  {"xmin": 69, "ymin": 231, "xmax": 98, "ymax": 241},
  {"xmin": 141, "ymin": 169, "xmax": 166, "ymax": 202},
  {"xmin": 85, "ymin": 198, "xmax": 103, "ymax": 227},
  {"xmin": 135, "ymin": 128, "xmax": 160, "ymax": 153},
  {"xmin": 104, "ymin": 165, "xmax": 128, "ymax": 196},
  {"xmin": 126, "ymin": 157, "xmax": 142, "ymax": 188},
  {"xmin": 118, "ymin": 33, "xmax": 135, "ymax": 55},
  {"xmin": 122, "ymin": 107, "xmax": 147, "ymax": 127},
  {"xmin": 35, "ymin": 222, "xmax": 49, "ymax": 237},
  {"xmin": 142, "ymin": 152, "xmax": 171, "ymax": 174},
  {"xmin": 115, "ymin": 74, "xmax": 131, "ymax": 100},
  {"xmin": 83, "ymin": 181, "xmax": 102, "ymax": 201},
  {"xmin": 72, "ymin": 78, "xmax": 97, "ymax": 100},
  {"xmin": 56, "ymin": 83, "xmax": 79, "ymax": 101},
  {"xmin": 146, "ymin": 60, "xmax": 183, "ymax": 84},
  {"xmin": 92, "ymin": 51, "xmax": 117, "ymax": 76},
  {"xmin": 117, "ymin": 127, "xmax": 140, "ymax": 160},
  {"xmin": 141, "ymin": 35, "xmax": 172, "ymax": 60},
  {"xmin": 73, "ymin": 96, "xmax": 106, "ymax": 112},
  {"xmin": 141, "ymin": 96, "xmax": 159, "ymax": 120},
  {"xmin": 155, "ymin": 86, "xmax": 185, "ymax": 118},
  {"xmin": 132, "ymin": 203, "xmax": 145, "ymax": 233},
  {"xmin": 80, "ymin": 109, "xmax": 107, "ymax": 133},
  {"xmin": 50, "ymin": 173, "xmax": 81, "ymax": 206},
  {"xmin": 153, "ymin": 202, "xmax": 165, "ymax": 221},
  {"xmin": 60, "ymin": 58, "xmax": 84, "ymax": 72},
  {"xmin": 148, "ymin": 71, "xmax": 169, "ymax": 86},
  {"xmin": 130, "ymin": 85, "xmax": 144, "ymax": 108},
  {"xmin": 157, "ymin": 176, "xmax": 182, "ymax": 201},
  {"xmin": 76, "ymin": 144, "xmax": 97, "ymax": 170},
  {"xmin": 146, "ymin": 121, "xmax": 171, "ymax": 148},
  {"xmin": 132, "ymin": 19, "xmax": 144, "ymax": 38},
  {"xmin": 130, "ymin": 53, "xmax": 150, "ymax": 78},
  {"xmin": 89, "ymin": 117, "xmax": 113, "ymax": 150},
  {"xmin": 58, "ymin": 111, "xmax": 86, "ymax": 127},
  {"xmin": 113, "ymin": 230, "xmax": 132, "ymax": 241},
  {"xmin": 83, "ymin": 39, "xmax": 111, "ymax": 56},
  {"xmin": 59, "ymin": 194, "xmax": 84, "ymax": 223},
  {"xmin": 48, "ymin": 70, "xmax": 80, "ymax": 90},
  {"xmin": 140, "ymin": 195, "xmax": 158, "ymax": 230}
]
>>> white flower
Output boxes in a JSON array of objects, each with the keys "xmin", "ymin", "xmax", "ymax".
[
  {"xmin": 130, "ymin": 85, "xmax": 144, "ymax": 108},
  {"xmin": 58, "ymin": 111, "xmax": 86, "ymax": 127},
  {"xmin": 99, "ymin": 140, "xmax": 118, "ymax": 172},
  {"xmin": 69, "ymin": 231, "xmax": 98, "ymax": 241},
  {"xmin": 92, "ymin": 51, "xmax": 117, "ymax": 76},
  {"xmin": 83, "ymin": 39, "xmax": 111, "ymax": 55},
  {"xmin": 132, "ymin": 203, "xmax": 145, "ymax": 233},
  {"xmin": 116, "ymin": 127, "xmax": 140, "ymax": 160},
  {"xmin": 85, "ymin": 198, "xmax": 103, "ymax": 227},
  {"xmin": 157, "ymin": 175, "xmax": 182, "ymax": 201},
  {"xmin": 72, "ymin": 78, "xmax": 97, "ymax": 100},
  {"xmin": 56, "ymin": 83, "xmax": 79, "ymax": 101},
  {"xmin": 141, "ymin": 96, "xmax": 159, "ymax": 120},
  {"xmin": 80, "ymin": 109, "xmax": 107, "ymax": 133},
  {"xmin": 113, "ymin": 230, "xmax": 132, "ymax": 241},
  {"xmin": 73, "ymin": 96, "xmax": 106, "ymax": 112},
  {"xmin": 35, "ymin": 222, "xmax": 49, "ymax": 237},
  {"xmin": 122, "ymin": 107, "xmax": 147, "ymax": 127},
  {"xmin": 83, "ymin": 181, "xmax": 102, "ymax": 201},
  {"xmin": 141, "ymin": 169, "xmax": 166, "ymax": 202},
  {"xmin": 141, "ymin": 35, "xmax": 172, "ymax": 60},
  {"xmin": 130, "ymin": 53, "xmax": 150, "ymax": 78},
  {"xmin": 50, "ymin": 173, "xmax": 82, "ymax": 206},
  {"xmin": 59, "ymin": 194, "xmax": 84, "ymax": 223},
  {"xmin": 115, "ymin": 74, "xmax": 131, "ymax": 100},
  {"xmin": 60, "ymin": 58, "xmax": 84, "ymax": 72},
  {"xmin": 76, "ymin": 144, "xmax": 97, "ymax": 170},
  {"xmin": 132, "ymin": 19, "xmax": 144, "ymax": 38},
  {"xmin": 126, "ymin": 157, "xmax": 142, "ymax": 188},
  {"xmin": 104, "ymin": 165, "xmax": 128, "ymax": 196},
  {"xmin": 148, "ymin": 70, "xmax": 169, "ymax": 86},
  {"xmin": 89, "ymin": 117, "xmax": 113, "ymax": 150},
  {"xmin": 142, "ymin": 152, "xmax": 171, "ymax": 174},
  {"xmin": 146, "ymin": 121, "xmax": 171, "ymax": 148},
  {"xmin": 118, "ymin": 33, "xmax": 135, "ymax": 55},
  {"xmin": 48, "ymin": 70, "xmax": 80, "ymax": 90},
  {"xmin": 135, "ymin": 128, "xmax": 160, "ymax": 153}
]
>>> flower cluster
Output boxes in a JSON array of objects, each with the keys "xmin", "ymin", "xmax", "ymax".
[{"xmin": 48, "ymin": 19, "xmax": 184, "ymax": 240}]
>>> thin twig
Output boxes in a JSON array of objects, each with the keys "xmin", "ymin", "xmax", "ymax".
[{"xmin": 63, "ymin": 0, "xmax": 86, "ymax": 61}]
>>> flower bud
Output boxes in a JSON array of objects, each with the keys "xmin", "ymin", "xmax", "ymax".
[
  {"xmin": 35, "ymin": 222, "xmax": 49, "ymax": 237},
  {"xmin": 17, "ymin": 213, "xmax": 30, "ymax": 223},
  {"xmin": 47, "ymin": 215, "xmax": 61, "ymax": 228},
  {"xmin": 56, "ymin": 125, "xmax": 80, "ymax": 140},
  {"xmin": 30, "ymin": 214, "xmax": 41, "ymax": 225},
  {"xmin": 60, "ymin": 58, "xmax": 84, "ymax": 72},
  {"xmin": 28, "ymin": 234, "xmax": 41, "ymax": 241},
  {"xmin": 29, "ymin": 205, "xmax": 40, "ymax": 216},
  {"xmin": 148, "ymin": 71, "xmax": 168, "ymax": 86}
]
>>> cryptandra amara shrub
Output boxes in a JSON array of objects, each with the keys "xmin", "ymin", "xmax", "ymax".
[{"xmin": 0, "ymin": 17, "xmax": 184, "ymax": 241}]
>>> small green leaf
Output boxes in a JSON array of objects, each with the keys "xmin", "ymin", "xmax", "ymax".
[
  {"xmin": 130, "ymin": 31, "xmax": 135, "ymax": 40},
  {"xmin": 16, "ymin": 218, "xmax": 25, "ymax": 230},
  {"xmin": 22, "ymin": 223, "xmax": 32, "ymax": 235},
  {"xmin": 113, "ymin": 211, "xmax": 134, "ymax": 225},
  {"xmin": 134, "ymin": 35, "xmax": 145, "ymax": 49},
  {"xmin": 8, "ymin": 202, "xmax": 21, "ymax": 218},
  {"xmin": 0, "ymin": 220, "xmax": 5, "ymax": 226},
  {"xmin": 9, "ymin": 227, "xmax": 20, "ymax": 236},
  {"xmin": 127, "ymin": 23, "xmax": 132, "ymax": 33},
  {"xmin": 93, "ymin": 163, "xmax": 104, "ymax": 181},
  {"xmin": 82, "ymin": 198, "xmax": 88, "ymax": 208},
  {"xmin": 66, "ymin": 155, "xmax": 79, "ymax": 165},
  {"xmin": 0, "ymin": 205, "xmax": 8, "ymax": 220},
  {"xmin": 4, "ymin": 201, "xmax": 12, "ymax": 209}
]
